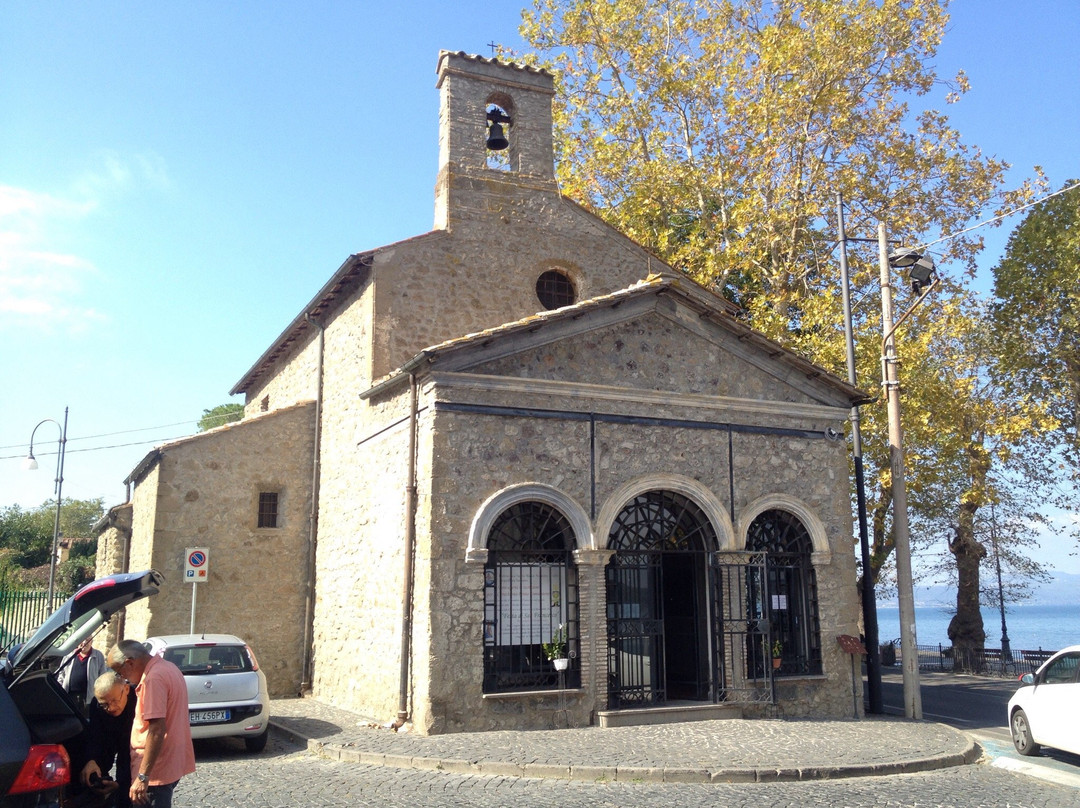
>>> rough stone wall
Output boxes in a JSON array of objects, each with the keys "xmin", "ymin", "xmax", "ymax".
[
  {"xmin": 305, "ymin": 286, "xmax": 413, "ymax": 720},
  {"xmin": 121, "ymin": 465, "xmax": 160, "ymax": 642},
  {"xmin": 124, "ymin": 403, "xmax": 316, "ymax": 696},
  {"xmin": 93, "ymin": 504, "xmax": 133, "ymax": 653},
  {"xmin": 370, "ymin": 197, "xmax": 664, "ymax": 383},
  {"xmin": 471, "ymin": 308, "xmax": 826, "ymax": 407},
  {"xmin": 309, "ymin": 392, "xmax": 413, "ymax": 721},
  {"xmin": 435, "ymin": 52, "xmax": 556, "ymax": 186},
  {"xmin": 241, "ymin": 332, "xmax": 320, "ymax": 418}
]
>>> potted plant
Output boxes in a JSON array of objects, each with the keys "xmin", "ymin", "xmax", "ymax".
[
  {"xmin": 543, "ymin": 624, "xmax": 569, "ymax": 671},
  {"xmin": 771, "ymin": 639, "xmax": 783, "ymax": 670}
]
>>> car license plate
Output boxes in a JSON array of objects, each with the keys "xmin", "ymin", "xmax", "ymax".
[{"xmin": 190, "ymin": 709, "xmax": 230, "ymax": 724}]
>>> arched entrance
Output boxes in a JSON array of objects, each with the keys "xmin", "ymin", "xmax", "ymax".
[{"xmin": 606, "ymin": 490, "xmax": 716, "ymax": 707}]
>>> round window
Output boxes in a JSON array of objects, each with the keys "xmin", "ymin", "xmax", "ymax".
[{"xmin": 536, "ymin": 269, "xmax": 575, "ymax": 310}]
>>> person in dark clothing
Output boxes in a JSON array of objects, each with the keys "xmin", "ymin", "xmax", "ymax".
[
  {"xmin": 58, "ymin": 637, "xmax": 107, "ymax": 714},
  {"xmin": 80, "ymin": 670, "xmax": 138, "ymax": 808}
]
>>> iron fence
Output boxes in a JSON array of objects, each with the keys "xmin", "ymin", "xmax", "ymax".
[
  {"xmin": 880, "ymin": 638, "xmax": 1057, "ymax": 678},
  {"xmin": 0, "ymin": 588, "xmax": 54, "ymax": 654}
]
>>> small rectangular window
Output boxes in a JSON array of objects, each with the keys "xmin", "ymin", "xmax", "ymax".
[{"xmin": 257, "ymin": 492, "xmax": 279, "ymax": 529}]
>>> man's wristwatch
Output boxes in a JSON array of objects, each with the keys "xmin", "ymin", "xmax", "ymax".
[{"xmin": 137, "ymin": 773, "xmax": 150, "ymax": 784}]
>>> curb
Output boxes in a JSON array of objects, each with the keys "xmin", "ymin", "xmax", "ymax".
[{"xmin": 268, "ymin": 718, "xmax": 982, "ymax": 784}]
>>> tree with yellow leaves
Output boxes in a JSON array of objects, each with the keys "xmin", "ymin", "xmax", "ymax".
[{"xmin": 510, "ymin": 0, "xmax": 1061, "ymax": 655}]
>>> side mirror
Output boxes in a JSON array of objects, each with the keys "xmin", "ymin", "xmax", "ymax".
[{"xmin": 1019, "ymin": 673, "xmax": 1035, "ymax": 685}]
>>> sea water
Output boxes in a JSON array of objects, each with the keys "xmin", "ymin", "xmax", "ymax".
[{"xmin": 875, "ymin": 603, "xmax": 1080, "ymax": 653}]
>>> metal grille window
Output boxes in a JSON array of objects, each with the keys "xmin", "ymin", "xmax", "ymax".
[
  {"xmin": 745, "ymin": 509, "xmax": 821, "ymax": 676},
  {"xmin": 483, "ymin": 501, "xmax": 579, "ymax": 692},
  {"xmin": 257, "ymin": 492, "xmax": 279, "ymax": 529},
  {"xmin": 536, "ymin": 269, "xmax": 575, "ymax": 310}
]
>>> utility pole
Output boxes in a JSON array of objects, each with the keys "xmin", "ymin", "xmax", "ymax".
[{"xmin": 878, "ymin": 224, "xmax": 923, "ymax": 720}]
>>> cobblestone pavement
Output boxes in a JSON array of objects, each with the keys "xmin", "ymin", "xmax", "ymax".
[
  {"xmin": 267, "ymin": 698, "xmax": 978, "ymax": 782},
  {"xmin": 178, "ymin": 735, "xmax": 1080, "ymax": 808}
]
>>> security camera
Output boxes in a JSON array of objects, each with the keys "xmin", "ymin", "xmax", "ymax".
[{"xmin": 824, "ymin": 427, "xmax": 843, "ymax": 442}]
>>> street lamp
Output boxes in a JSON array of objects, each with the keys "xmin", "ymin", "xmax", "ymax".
[
  {"xmin": 990, "ymin": 503, "xmax": 1012, "ymax": 662},
  {"xmin": 25, "ymin": 407, "xmax": 69, "ymax": 610},
  {"xmin": 879, "ymin": 226, "xmax": 938, "ymax": 720}
]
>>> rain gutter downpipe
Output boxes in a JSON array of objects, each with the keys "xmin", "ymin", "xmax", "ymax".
[
  {"xmin": 300, "ymin": 313, "xmax": 325, "ymax": 694},
  {"xmin": 394, "ymin": 372, "xmax": 419, "ymax": 728}
]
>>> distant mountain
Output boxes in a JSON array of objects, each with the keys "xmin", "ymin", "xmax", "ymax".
[{"xmin": 879, "ymin": 571, "xmax": 1080, "ymax": 608}]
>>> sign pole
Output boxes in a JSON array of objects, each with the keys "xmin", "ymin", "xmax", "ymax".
[{"xmin": 184, "ymin": 547, "xmax": 210, "ymax": 636}]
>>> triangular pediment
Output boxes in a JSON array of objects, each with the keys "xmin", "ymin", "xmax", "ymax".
[{"xmin": 363, "ymin": 279, "xmax": 869, "ymax": 414}]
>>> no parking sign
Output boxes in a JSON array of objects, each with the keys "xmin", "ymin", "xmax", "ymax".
[{"xmin": 185, "ymin": 548, "xmax": 209, "ymax": 583}]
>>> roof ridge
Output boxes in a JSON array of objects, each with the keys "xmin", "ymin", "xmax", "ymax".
[{"xmin": 438, "ymin": 49, "xmax": 551, "ymax": 77}]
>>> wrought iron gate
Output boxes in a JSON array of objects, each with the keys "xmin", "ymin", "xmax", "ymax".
[
  {"xmin": 606, "ymin": 550, "xmax": 665, "ymax": 707},
  {"xmin": 709, "ymin": 551, "xmax": 775, "ymax": 705},
  {"xmin": 606, "ymin": 549, "xmax": 776, "ymax": 708}
]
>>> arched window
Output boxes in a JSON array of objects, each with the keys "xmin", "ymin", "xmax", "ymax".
[
  {"xmin": 483, "ymin": 501, "xmax": 579, "ymax": 692},
  {"xmin": 746, "ymin": 509, "xmax": 821, "ymax": 676}
]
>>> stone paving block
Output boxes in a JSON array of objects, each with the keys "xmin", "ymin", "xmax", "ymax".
[
  {"xmin": 356, "ymin": 751, "xmax": 386, "ymax": 766},
  {"xmin": 477, "ymin": 761, "xmax": 527, "ymax": 778},
  {"xmin": 382, "ymin": 753, "xmax": 414, "ymax": 769},
  {"xmin": 663, "ymin": 767, "xmax": 711, "ymax": 784},
  {"xmin": 710, "ymin": 768, "xmax": 758, "ymax": 784},
  {"xmin": 522, "ymin": 762, "xmax": 570, "ymax": 779},
  {"xmin": 569, "ymin": 765, "xmax": 615, "ymax": 782},
  {"xmin": 438, "ymin": 758, "xmax": 482, "ymax": 775},
  {"xmin": 409, "ymin": 756, "xmax": 445, "ymax": 772},
  {"xmin": 615, "ymin": 766, "xmax": 663, "ymax": 783}
]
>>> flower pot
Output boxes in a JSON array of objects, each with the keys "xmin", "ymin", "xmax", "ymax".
[
  {"xmin": 553, "ymin": 657, "xmax": 569, "ymax": 671},
  {"xmin": 772, "ymin": 657, "xmax": 782, "ymax": 670}
]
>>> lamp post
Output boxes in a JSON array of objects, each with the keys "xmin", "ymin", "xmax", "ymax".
[
  {"xmin": 879, "ymin": 225, "xmax": 938, "ymax": 720},
  {"xmin": 25, "ymin": 407, "xmax": 69, "ymax": 610},
  {"xmin": 990, "ymin": 503, "xmax": 1012, "ymax": 662},
  {"xmin": 835, "ymin": 193, "xmax": 882, "ymax": 714}
]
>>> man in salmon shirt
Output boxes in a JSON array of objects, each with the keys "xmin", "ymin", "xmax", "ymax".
[{"xmin": 108, "ymin": 640, "xmax": 196, "ymax": 807}]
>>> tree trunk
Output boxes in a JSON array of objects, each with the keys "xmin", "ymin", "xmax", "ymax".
[
  {"xmin": 948, "ymin": 522, "xmax": 986, "ymax": 672},
  {"xmin": 948, "ymin": 443, "xmax": 990, "ymax": 672}
]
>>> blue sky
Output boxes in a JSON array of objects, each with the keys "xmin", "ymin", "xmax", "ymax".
[{"xmin": 2, "ymin": 1, "xmax": 1077, "ymax": 572}]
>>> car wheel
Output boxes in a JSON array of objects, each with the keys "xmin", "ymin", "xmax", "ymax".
[
  {"xmin": 244, "ymin": 731, "xmax": 269, "ymax": 753},
  {"xmin": 1010, "ymin": 708, "xmax": 1040, "ymax": 756}
]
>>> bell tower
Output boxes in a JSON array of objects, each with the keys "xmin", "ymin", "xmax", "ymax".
[{"xmin": 433, "ymin": 51, "xmax": 557, "ymax": 229}]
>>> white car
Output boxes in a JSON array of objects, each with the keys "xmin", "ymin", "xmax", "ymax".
[
  {"xmin": 1007, "ymin": 644, "xmax": 1080, "ymax": 757},
  {"xmin": 145, "ymin": 634, "xmax": 270, "ymax": 752}
]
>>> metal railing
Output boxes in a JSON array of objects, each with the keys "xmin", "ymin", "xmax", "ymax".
[
  {"xmin": 0, "ymin": 588, "xmax": 55, "ymax": 654},
  {"xmin": 880, "ymin": 639, "xmax": 1057, "ymax": 678}
]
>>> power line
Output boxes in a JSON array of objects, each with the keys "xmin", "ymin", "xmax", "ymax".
[
  {"xmin": 1, "ymin": 410, "xmax": 245, "ymax": 458},
  {"xmin": 0, "ymin": 434, "xmax": 198, "ymax": 463},
  {"xmin": 0, "ymin": 420, "xmax": 200, "ymax": 451},
  {"xmin": 915, "ymin": 180, "xmax": 1080, "ymax": 254}
]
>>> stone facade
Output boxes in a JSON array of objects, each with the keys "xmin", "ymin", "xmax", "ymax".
[
  {"xmin": 115, "ymin": 51, "xmax": 869, "ymax": 733},
  {"xmin": 351, "ymin": 283, "xmax": 863, "ymax": 733},
  {"xmin": 108, "ymin": 403, "xmax": 316, "ymax": 697}
]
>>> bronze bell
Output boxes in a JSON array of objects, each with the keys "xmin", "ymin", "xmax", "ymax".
[{"xmin": 486, "ymin": 121, "xmax": 509, "ymax": 151}]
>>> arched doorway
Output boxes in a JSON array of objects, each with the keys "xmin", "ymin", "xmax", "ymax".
[{"xmin": 606, "ymin": 490, "xmax": 716, "ymax": 707}]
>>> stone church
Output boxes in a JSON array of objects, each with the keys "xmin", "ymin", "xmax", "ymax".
[{"xmin": 99, "ymin": 51, "xmax": 871, "ymax": 734}]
